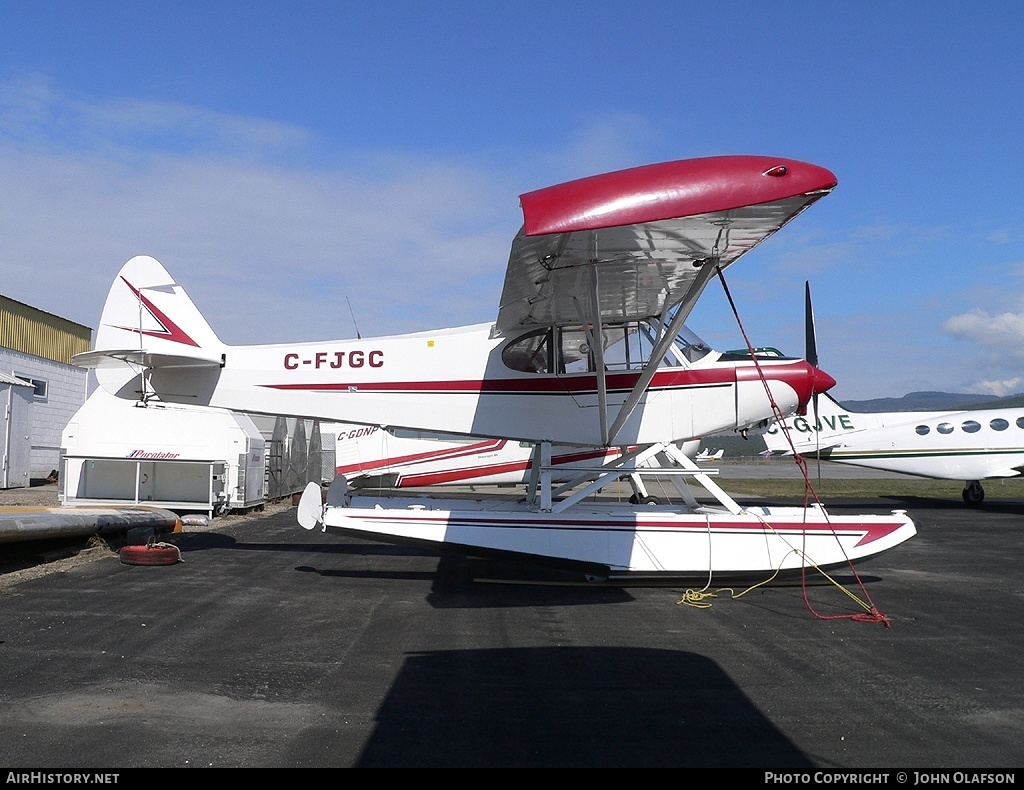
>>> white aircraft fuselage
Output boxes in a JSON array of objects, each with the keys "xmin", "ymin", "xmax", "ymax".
[
  {"xmin": 125, "ymin": 318, "xmax": 827, "ymax": 449},
  {"xmin": 765, "ymin": 393, "xmax": 1024, "ymax": 503}
]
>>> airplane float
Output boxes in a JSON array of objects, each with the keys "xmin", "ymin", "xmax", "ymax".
[
  {"xmin": 764, "ymin": 391, "xmax": 1024, "ymax": 505},
  {"xmin": 74, "ymin": 154, "xmax": 916, "ymax": 583}
]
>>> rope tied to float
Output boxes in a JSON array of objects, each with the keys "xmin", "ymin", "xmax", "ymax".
[{"xmin": 707, "ymin": 266, "xmax": 890, "ymax": 627}]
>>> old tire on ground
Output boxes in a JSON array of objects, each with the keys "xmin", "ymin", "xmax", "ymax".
[{"xmin": 119, "ymin": 542, "xmax": 182, "ymax": 566}]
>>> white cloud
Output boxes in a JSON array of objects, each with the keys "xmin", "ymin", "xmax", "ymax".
[
  {"xmin": 965, "ymin": 377, "xmax": 1023, "ymax": 397},
  {"xmin": 0, "ymin": 76, "xmax": 529, "ymax": 344},
  {"xmin": 1, "ymin": 73, "xmax": 311, "ymax": 157},
  {"xmin": 943, "ymin": 309, "xmax": 1024, "ymax": 358}
]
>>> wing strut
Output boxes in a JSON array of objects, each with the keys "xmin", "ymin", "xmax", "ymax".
[
  {"xmin": 605, "ymin": 258, "xmax": 720, "ymax": 445},
  {"xmin": 588, "ymin": 254, "xmax": 610, "ymax": 445},
  {"xmin": 522, "ymin": 440, "xmax": 744, "ymax": 515}
]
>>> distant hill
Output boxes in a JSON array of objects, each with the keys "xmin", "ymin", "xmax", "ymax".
[{"xmin": 838, "ymin": 390, "xmax": 1024, "ymax": 412}]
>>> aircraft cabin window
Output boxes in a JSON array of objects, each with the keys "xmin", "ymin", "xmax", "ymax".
[
  {"xmin": 504, "ymin": 320, "xmax": 710, "ymax": 375},
  {"xmin": 558, "ymin": 327, "xmax": 591, "ymax": 373},
  {"xmin": 1017, "ymin": 417, "xmax": 1024, "ymax": 430},
  {"xmin": 915, "ymin": 425, "xmax": 930, "ymax": 435},
  {"xmin": 991, "ymin": 418, "xmax": 1009, "ymax": 431},
  {"xmin": 962, "ymin": 420, "xmax": 981, "ymax": 433},
  {"xmin": 672, "ymin": 325, "xmax": 712, "ymax": 363},
  {"xmin": 937, "ymin": 422, "xmax": 954, "ymax": 434},
  {"xmin": 502, "ymin": 329, "xmax": 552, "ymax": 373}
]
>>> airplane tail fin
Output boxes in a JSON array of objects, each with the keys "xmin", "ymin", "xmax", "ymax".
[{"xmin": 74, "ymin": 256, "xmax": 226, "ymax": 402}]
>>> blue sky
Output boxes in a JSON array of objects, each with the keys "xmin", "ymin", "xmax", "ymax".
[{"xmin": 1, "ymin": 1, "xmax": 1023, "ymax": 401}]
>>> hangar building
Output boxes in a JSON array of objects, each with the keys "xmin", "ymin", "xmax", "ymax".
[{"xmin": 0, "ymin": 294, "xmax": 91, "ymax": 487}]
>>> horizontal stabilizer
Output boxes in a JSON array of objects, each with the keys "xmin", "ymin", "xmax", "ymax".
[{"xmin": 73, "ymin": 348, "xmax": 224, "ymax": 371}]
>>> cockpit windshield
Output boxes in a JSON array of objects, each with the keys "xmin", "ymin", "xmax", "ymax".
[
  {"xmin": 502, "ymin": 319, "xmax": 713, "ymax": 374},
  {"xmin": 672, "ymin": 324, "xmax": 713, "ymax": 363}
]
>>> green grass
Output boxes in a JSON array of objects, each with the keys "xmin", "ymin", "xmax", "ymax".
[{"xmin": 710, "ymin": 477, "xmax": 1024, "ymax": 501}]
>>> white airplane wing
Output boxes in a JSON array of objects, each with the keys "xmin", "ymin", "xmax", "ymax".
[{"xmin": 495, "ymin": 155, "xmax": 837, "ymax": 335}]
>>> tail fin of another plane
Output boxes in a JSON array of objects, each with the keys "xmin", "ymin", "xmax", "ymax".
[{"xmin": 73, "ymin": 256, "xmax": 227, "ymax": 402}]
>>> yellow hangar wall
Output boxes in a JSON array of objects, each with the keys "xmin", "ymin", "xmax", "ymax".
[
  {"xmin": 0, "ymin": 294, "xmax": 92, "ymax": 364},
  {"xmin": 0, "ymin": 294, "xmax": 92, "ymax": 482}
]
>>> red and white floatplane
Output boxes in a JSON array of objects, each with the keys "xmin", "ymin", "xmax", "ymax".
[{"xmin": 75, "ymin": 155, "xmax": 916, "ymax": 584}]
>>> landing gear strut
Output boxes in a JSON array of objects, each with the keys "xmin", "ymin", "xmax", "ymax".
[{"xmin": 962, "ymin": 481, "xmax": 985, "ymax": 506}]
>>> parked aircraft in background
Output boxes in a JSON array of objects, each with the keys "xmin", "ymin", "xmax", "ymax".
[
  {"xmin": 764, "ymin": 392, "xmax": 1024, "ymax": 504},
  {"xmin": 75, "ymin": 155, "xmax": 916, "ymax": 582},
  {"xmin": 329, "ymin": 421, "xmax": 700, "ymax": 494}
]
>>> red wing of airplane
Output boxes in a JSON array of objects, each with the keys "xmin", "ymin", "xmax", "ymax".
[{"xmin": 498, "ymin": 155, "xmax": 835, "ymax": 334}]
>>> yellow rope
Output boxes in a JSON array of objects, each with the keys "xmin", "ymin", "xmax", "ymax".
[
  {"xmin": 676, "ymin": 564, "xmax": 782, "ymax": 608},
  {"xmin": 675, "ymin": 522, "xmax": 876, "ymax": 613}
]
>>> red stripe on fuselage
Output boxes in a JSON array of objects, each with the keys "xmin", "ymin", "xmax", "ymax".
[
  {"xmin": 392, "ymin": 448, "xmax": 620, "ymax": 487},
  {"xmin": 335, "ymin": 437, "xmax": 507, "ymax": 475},
  {"xmin": 259, "ymin": 362, "xmax": 810, "ymax": 396}
]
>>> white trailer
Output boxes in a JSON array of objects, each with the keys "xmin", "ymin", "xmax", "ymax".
[
  {"xmin": 248, "ymin": 414, "xmax": 325, "ymax": 499},
  {"xmin": 60, "ymin": 389, "xmax": 266, "ymax": 516}
]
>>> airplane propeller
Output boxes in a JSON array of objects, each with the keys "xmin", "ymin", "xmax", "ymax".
[
  {"xmin": 805, "ymin": 280, "xmax": 817, "ymax": 370},
  {"xmin": 805, "ymin": 280, "xmax": 823, "ymax": 483}
]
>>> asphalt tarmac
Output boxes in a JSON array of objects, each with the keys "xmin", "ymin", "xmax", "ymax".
[{"xmin": 0, "ymin": 485, "xmax": 1022, "ymax": 769}]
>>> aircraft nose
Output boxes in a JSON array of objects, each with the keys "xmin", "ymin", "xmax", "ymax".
[
  {"xmin": 812, "ymin": 366, "xmax": 837, "ymax": 395},
  {"xmin": 797, "ymin": 364, "xmax": 837, "ymax": 415}
]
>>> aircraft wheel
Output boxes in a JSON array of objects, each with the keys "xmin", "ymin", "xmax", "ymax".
[
  {"xmin": 962, "ymin": 482, "xmax": 985, "ymax": 506},
  {"xmin": 584, "ymin": 571, "xmax": 609, "ymax": 584},
  {"xmin": 641, "ymin": 496, "xmax": 661, "ymax": 506}
]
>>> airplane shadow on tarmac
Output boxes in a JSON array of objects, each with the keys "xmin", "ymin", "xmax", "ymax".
[
  {"xmin": 348, "ymin": 644, "xmax": 813, "ymax": 768},
  {"xmin": 175, "ymin": 532, "xmax": 891, "ymax": 608}
]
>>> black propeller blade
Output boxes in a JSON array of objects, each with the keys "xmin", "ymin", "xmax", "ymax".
[
  {"xmin": 805, "ymin": 280, "xmax": 817, "ymax": 369},
  {"xmin": 805, "ymin": 280, "xmax": 822, "ymax": 482}
]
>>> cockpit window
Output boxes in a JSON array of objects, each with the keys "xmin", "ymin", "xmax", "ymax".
[
  {"xmin": 672, "ymin": 325, "xmax": 713, "ymax": 363},
  {"xmin": 503, "ymin": 320, "xmax": 713, "ymax": 375},
  {"xmin": 501, "ymin": 328, "xmax": 552, "ymax": 373}
]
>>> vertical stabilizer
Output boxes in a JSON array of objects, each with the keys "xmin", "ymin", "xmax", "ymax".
[
  {"xmin": 93, "ymin": 255, "xmax": 223, "ymax": 353},
  {"xmin": 74, "ymin": 256, "xmax": 227, "ymax": 402}
]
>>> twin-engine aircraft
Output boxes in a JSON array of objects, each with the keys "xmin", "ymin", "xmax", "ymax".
[
  {"xmin": 764, "ymin": 392, "xmax": 1024, "ymax": 505},
  {"xmin": 75, "ymin": 154, "xmax": 916, "ymax": 582}
]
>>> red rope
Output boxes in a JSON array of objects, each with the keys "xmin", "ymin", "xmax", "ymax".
[{"xmin": 715, "ymin": 266, "xmax": 889, "ymax": 627}]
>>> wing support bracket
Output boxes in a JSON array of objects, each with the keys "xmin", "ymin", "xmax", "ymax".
[
  {"xmin": 587, "ymin": 256, "xmax": 610, "ymax": 445},
  {"xmin": 523, "ymin": 440, "xmax": 744, "ymax": 516},
  {"xmin": 605, "ymin": 259, "xmax": 720, "ymax": 445}
]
